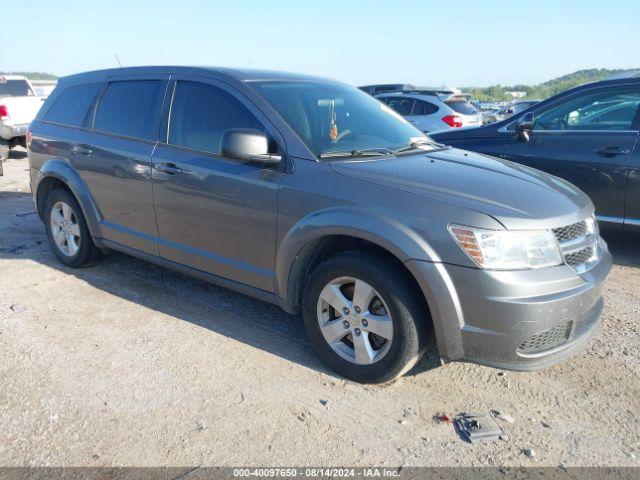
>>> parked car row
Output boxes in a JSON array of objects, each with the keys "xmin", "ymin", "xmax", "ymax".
[
  {"xmin": 481, "ymin": 99, "xmax": 541, "ymax": 124},
  {"xmin": 27, "ymin": 66, "xmax": 611, "ymax": 383}
]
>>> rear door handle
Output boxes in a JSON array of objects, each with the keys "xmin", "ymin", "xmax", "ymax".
[
  {"xmin": 154, "ymin": 162, "xmax": 183, "ymax": 175},
  {"xmin": 595, "ymin": 146, "xmax": 630, "ymax": 157},
  {"xmin": 70, "ymin": 145, "xmax": 93, "ymax": 156}
]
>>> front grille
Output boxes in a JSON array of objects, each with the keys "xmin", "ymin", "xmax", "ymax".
[
  {"xmin": 552, "ymin": 218, "xmax": 598, "ymax": 273},
  {"xmin": 553, "ymin": 221, "xmax": 588, "ymax": 243},
  {"xmin": 518, "ymin": 322, "xmax": 572, "ymax": 354},
  {"xmin": 565, "ymin": 245, "xmax": 596, "ymax": 267}
]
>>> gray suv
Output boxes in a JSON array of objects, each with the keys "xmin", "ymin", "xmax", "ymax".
[{"xmin": 28, "ymin": 67, "xmax": 611, "ymax": 383}]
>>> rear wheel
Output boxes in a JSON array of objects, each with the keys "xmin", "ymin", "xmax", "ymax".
[
  {"xmin": 44, "ymin": 189, "xmax": 101, "ymax": 267},
  {"xmin": 302, "ymin": 251, "xmax": 429, "ymax": 383}
]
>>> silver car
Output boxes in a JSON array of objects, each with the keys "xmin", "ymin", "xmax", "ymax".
[{"xmin": 376, "ymin": 90, "xmax": 483, "ymax": 132}]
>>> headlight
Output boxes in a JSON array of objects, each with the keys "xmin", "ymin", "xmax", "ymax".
[{"xmin": 449, "ymin": 225, "xmax": 562, "ymax": 270}]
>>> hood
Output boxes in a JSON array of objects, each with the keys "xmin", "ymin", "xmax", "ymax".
[{"xmin": 330, "ymin": 148, "xmax": 593, "ymax": 230}]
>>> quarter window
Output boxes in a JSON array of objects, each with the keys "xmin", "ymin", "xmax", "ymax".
[
  {"xmin": 43, "ymin": 83, "xmax": 103, "ymax": 127},
  {"xmin": 168, "ymin": 81, "xmax": 264, "ymax": 155},
  {"xmin": 94, "ymin": 81, "xmax": 164, "ymax": 140},
  {"xmin": 534, "ymin": 89, "xmax": 640, "ymax": 131},
  {"xmin": 383, "ymin": 97, "xmax": 414, "ymax": 116},
  {"xmin": 412, "ymin": 100, "xmax": 439, "ymax": 116}
]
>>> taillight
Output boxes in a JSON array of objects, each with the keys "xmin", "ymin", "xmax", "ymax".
[
  {"xmin": 442, "ymin": 115, "xmax": 463, "ymax": 128},
  {"xmin": 26, "ymin": 128, "xmax": 32, "ymax": 148},
  {"xmin": 0, "ymin": 104, "xmax": 8, "ymax": 119}
]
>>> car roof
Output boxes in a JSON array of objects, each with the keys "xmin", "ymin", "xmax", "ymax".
[
  {"xmin": 57, "ymin": 66, "xmax": 338, "ymax": 85},
  {"xmin": 376, "ymin": 92, "xmax": 442, "ymax": 101}
]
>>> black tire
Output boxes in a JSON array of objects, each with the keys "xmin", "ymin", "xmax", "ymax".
[
  {"xmin": 44, "ymin": 189, "xmax": 101, "ymax": 267},
  {"xmin": 302, "ymin": 251, "xmax": 429, "ymax": 383}
]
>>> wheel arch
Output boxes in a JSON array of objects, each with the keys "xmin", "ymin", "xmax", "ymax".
[
  {"xmin": 275, "ymin": 207, "xmax": 441, "ymax": 315},
  {"xmin": 36, "ymin": 159, "xmax": 103, "ymax": 243}
]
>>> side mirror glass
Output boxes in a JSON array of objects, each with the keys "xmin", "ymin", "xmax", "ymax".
[{"xmin": 221, "ymin": 129, "xmax": 282, "ymax": 165}]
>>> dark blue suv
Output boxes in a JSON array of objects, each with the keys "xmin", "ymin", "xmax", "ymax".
[{"xmin": 431, "ymin": 77, "xmax": 640, "ymax": 233}]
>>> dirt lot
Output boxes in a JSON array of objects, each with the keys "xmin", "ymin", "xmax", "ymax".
[{"xmin": 0, "ymin": 152, "xmax": 639, "ymax": 467}]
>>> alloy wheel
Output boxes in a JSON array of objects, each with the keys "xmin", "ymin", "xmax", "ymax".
[
  {"xmin": 316, "ymin": 276, "xmax": 393, "ymax": 365},
  {"xmin": 50, "ymin": 201, "xmax": 81, "ymax": 257}
]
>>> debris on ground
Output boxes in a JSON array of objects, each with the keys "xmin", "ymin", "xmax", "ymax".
[
  {"xmin": 523, "ymin": 448, "xmax": 536, "ymax": 458},
  {"xmin": 319, "ymin": 399, "xmax": 328, "ymax": 406},
  {"xmin": 15, "ymin": 211, "xmax": 37, "ymax": 217},
  {"xmin": 541, "ymin": 421, "xmax": 551, "ymax": 428},
  {"xmin": 490, "ymin": 410, "xmax": 515, "ymax": 423},
  {"xmin": 9, "ymin": 304, "xmax": 27, "ymax": 313},
  {"xmin": 455, "ymin": 413, "xmax": 505, "ymax": 444},
  {"xmin": 433, "ymin": 413, "xmax": 453, "ymax": 424},
  {"xmin": 0, "ymin": 243, "xmax": 30, "ymax": 254}
]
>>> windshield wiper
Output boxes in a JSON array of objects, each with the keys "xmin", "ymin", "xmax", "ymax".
[
  {"xmin": 393, "ymin": 139, "xmax": 446, "ymax": 154},
  {"xmin": 319, "ymin": 147, "xmax": 395, "ymax": 159}
]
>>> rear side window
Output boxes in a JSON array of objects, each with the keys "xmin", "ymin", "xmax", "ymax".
[
  {"xmin": 0, "ymin": 79, "xmax": 34, "ymax": 97},
  {"xmin": 168, "ymin": 81, "xmax": 263, "ymax": 155},
  {"xmin": 445, "ymin": 100, "xmax": 478, "ymax": 115},
  {"xmin": 43, "ymin": 83, "xmax": 102, "ymax": 127},
  {"xmin": 94, "ymin": 81, "xmax": 164, "ymax": 140},
  {"xmin": 412, "ymin": 100, "xmax": 439, "ymax": 116},
  {"xmin": 382, "ymin": 97, "xmax": 414, "ymax": 116}
]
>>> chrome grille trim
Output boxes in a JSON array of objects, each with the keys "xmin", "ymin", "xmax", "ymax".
[{"xmin": 552, "ymin": 218, "xmax": 599, "ymax": 273}]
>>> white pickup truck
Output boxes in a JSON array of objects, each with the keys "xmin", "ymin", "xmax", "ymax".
[{"xmin": 0, "ymin": 75, "xmax": 46, "ymax": 166}]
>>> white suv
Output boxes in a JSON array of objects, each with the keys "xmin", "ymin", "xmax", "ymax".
[{"xmin": 376, "ymin": 90, "xmax": 482, "ymax": 133}]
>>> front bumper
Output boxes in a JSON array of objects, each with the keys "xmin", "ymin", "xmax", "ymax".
[{"xmin": 406, "ymin": 237, "xmax": 612, "ymax": 370}]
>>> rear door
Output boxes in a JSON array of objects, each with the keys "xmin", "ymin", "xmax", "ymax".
[
  {"xmin": 82, "ymin": 75, "xmax": 168, "ymax": 255},
  {"xmin": 501, "ymin": 85, "xmax": 640, "ymax": 222},
  {"xmin": 151, "ymin": 77, "xmax": 284, "ymax": 291}
]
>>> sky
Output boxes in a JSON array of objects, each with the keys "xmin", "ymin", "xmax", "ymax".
[{"xmin": 3, "ymin": 0, "xmax": 639, "ymax": 87}]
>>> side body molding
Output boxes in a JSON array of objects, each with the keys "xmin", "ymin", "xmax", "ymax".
[
  {"xmin": 274, "ymin": 207, "xmax": 442, "ymax": 310},
  {"xmin": 36, "ymin": 159, "xmax": 105, "ymax": 246}
]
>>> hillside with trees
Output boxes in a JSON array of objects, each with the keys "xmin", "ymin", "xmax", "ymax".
[
  {"xmin": 0, "ymin": 71, "xmax": 58, "ymax": 80},
  {"xmin": 465, "ymin": 68, "xmax": 639, "ymax": 101}
]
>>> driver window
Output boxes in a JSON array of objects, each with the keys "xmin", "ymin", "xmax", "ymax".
[
  {"xmin": 533, "ymin": 88, "xmax": 640, "ymax": 131},
  {"xmin": 169, "ymin": 81, "xmax": 268, "ymax": 155}
]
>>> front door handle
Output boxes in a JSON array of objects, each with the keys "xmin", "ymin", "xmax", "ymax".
[
  {"xmin": 154, "ymin": 162, "xmax": 183, "ymax": 175},
  {"xmin": 595, "ymin": 146, "xmax": 631, "ymax": 157}
]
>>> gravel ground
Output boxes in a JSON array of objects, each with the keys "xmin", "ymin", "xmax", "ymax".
[{"xmin": 0, "ymin": 152, "xmax": 639, "ymax": 467}]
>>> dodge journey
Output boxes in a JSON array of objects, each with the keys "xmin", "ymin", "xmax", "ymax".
[{"xmin": 28, "ymin": 67, "xmax": 612, "ymax": 383}]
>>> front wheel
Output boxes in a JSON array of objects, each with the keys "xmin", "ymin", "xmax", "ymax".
[{"xmin": 302, "ymin": 252, "xmax": 429, "ymax": 383}]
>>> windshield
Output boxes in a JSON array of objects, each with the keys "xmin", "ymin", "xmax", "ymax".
[
  {"xmin": 252, "ymin": 81, "xmax": 432, "ymax": 159},
  {"xmin": 0, "ymin": 79, "xmax": 35, "ymax": 97}
]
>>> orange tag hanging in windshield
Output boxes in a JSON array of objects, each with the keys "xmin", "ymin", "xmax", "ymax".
[{"xmin": 329, "ymin": 123, "xmax": 338, "ymax": 141}]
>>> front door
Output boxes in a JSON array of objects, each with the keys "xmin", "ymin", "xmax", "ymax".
[
  {"xmin": 501, "ymin": 85, "xmax": 640, "ymax": 221},
  {"xmin": 151, "ymin": 78, "xmax": 284, "ymax": 292}
]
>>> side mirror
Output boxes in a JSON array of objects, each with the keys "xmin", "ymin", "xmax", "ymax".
[
  {"xmin": 515, "ymin": 112, "xmax": 534, "ymax": 142},
  {"xmin": 221, "ymin": 129, "xmax": 282, "ymax": 165}
]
